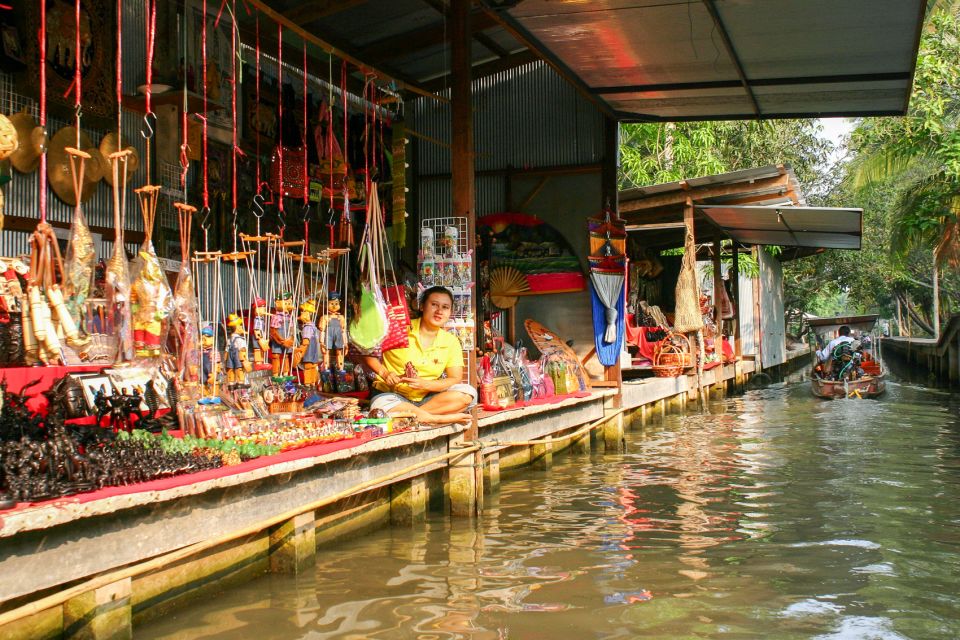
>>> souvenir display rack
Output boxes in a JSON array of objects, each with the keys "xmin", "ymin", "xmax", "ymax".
[{"xmin": 418, "ymin": 216, "xmax": 474, "ymax": 350}]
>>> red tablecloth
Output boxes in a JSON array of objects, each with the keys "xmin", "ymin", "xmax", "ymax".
[{"xmin": 0, "ymin": 433, "xmax": 377, "ymax": 513}]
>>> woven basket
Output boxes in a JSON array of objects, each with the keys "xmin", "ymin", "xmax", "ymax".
[{"xmin": 653, "ymin": 332, "xmax": 692, "ymax": 377}]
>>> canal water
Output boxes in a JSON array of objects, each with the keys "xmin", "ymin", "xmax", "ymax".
[{"xmin": 140, "ymin": 382, "xmax": 960, "ymax": 639}]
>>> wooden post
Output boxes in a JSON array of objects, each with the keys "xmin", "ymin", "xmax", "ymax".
[
  {"xmin": 684, "ymin": 198, "xmax": 706, "ymax": 408},
  {"xmin": 451, "ymin": 0, "xmax": 477, "ymax": 442},
  {"xmin": 602, "ymin": 116, "xmax": 622, "ymax": 388},
  {"xmin": 732, "ymin": 243, "xmax": 741, "ymax": 358},
  {"xmin": 933, "ymin": 252, "xmax": 940, "ymax": 341},
  {"xmin": 713, "ymin": 234, "xmax": 723, "ymax": 334}
]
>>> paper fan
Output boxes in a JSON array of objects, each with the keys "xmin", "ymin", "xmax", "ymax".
[{"xmin": 490, "ymin": 266, "xmax": 530, "ymax": 309}]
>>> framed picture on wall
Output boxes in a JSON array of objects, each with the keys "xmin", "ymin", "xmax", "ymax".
[{"xmin": 1, "ymin": 24, "xmax": 24, "ymax": 64}]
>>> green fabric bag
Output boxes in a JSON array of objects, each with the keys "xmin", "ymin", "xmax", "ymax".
[{"xmin": 349, "ymin": 286, "xmax": 388, "ymax": 350}]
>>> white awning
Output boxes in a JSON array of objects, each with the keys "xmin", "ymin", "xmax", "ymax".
[{"xmin": 698, "ymin": 205, "xmax": 862, "ymax": 250}]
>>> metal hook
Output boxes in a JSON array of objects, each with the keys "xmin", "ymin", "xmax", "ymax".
[
  {"xmin": 74, "ymin": 103, "xmax": 83, "ymax": 121},
  {"xmin": 199, "ymin": 206, "xmax": 212, "ymax": 231},
  {"xmin": 300, "ymin": 200, "xmax": 312, "ymax": 223},
  {"xmin": 141, "ymin": 112, "xmax": 157, "ymax": 140},
  {"xmin": 252, "ymin": 193, "xmax": 266, "ymax": 218}
]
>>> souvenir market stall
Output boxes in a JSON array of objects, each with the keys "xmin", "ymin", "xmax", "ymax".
[{"xmin": 0, "ymin": 0, "xmax": 429, "ymax": 512}]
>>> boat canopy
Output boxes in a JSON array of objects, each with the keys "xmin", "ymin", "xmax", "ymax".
[{"xmin": 807, "ymin": 314, "xmax": 879, "ymax": 337}]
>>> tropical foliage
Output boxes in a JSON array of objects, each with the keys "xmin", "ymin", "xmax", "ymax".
[{"xmin": 618, "ymin": 2, "xmax": 960, "ymax": 337}]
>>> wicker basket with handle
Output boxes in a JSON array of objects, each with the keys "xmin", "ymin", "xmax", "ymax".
[{"xmin": 652, "ymin": 331, "xmax": 693, "ymax": 377}]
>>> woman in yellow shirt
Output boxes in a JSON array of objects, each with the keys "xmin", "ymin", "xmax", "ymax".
[{"xmin": 362, "ymin": 287, "xmax": 476, "ymax": 424}]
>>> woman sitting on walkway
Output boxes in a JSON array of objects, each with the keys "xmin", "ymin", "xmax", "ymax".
[{"xmin": 362, "ymin": 286, "xmax": 476, "ymax": 425}]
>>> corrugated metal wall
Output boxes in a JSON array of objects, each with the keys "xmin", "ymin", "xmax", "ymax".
[
  {"xmin": 759, "ymin": 250, "xmax": 787, "ymax": 368},
  {"xmin": 411, "ymin": 61, "xmax": 605, "ymax": 217}
]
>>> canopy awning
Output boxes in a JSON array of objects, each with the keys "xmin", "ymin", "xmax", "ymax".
[
  {"xmin": 497, "ymin": 0, "xmax": 928, "ymax": 121},
  {"xmin": 807, "ymin": 314, "xmax": 879, "ymax": 336},
  {"xmin": 698, "ymin": 205, "xmax": 863, "ymax": 250}
]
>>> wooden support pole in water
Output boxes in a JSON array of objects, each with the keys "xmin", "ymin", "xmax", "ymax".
[{"xmin": 63, "ymin": 578, "xmax": 132, "ymax": 640}]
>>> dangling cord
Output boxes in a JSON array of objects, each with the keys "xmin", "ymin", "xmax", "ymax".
[
  {"xmin": 254, "ymin": 15, "xmax": 261, "ymax": 194},
  {"xmin": 302, "ymin": 40, "xmax": 309, "ymax": 208},
  {"xmin": 229, "ymin": 0, "xmax": 238, "ymax": 220},
  {"xmin": 142, "ymin": 0, "xmax": 157, "ymax": 178},
  {"xmin": 201, "ymin": 0, "xmax": 210, "ymax": 215},
  {"xmin": 38, "ymin": 0, "xmax": 47, "ymax": 223},
  {"xmin": 276, "ymin": 23, "xmax": 284, "ymax": 214},
  {"xmin": 74, "ymin": 0, "xmax": 83, "ymax": 148},
  {"xmin": 179, "ymin": 13, "xmax": 190, "ymax": 196}
]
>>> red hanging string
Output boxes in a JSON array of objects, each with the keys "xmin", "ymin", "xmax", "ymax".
[
  {"xmin": 116, "ymin": 0, "xmax": 123, "ymax": 137},
  {"xmin": 144, "ymin": 0, "xmax": 157, "ymax": 118},
  {"xmin": 277, "ymin": 23, "xmax": 283, "ymax": 213},
  {"xmin": 254, "ymin": 16, "xmax": 261, "ymax": 194},
  {"xmin": 39, "ymin": 0, "xmax": 47, "ymax": 223},
  {"xmin": 230, "ymin": 0, "xmax": 237, "ymax": 213},
  {"xmin": 76, "ymin": 0, "xmax": 83, "ymax": 143},
  {"xmin": 302, "ymin": 41, "xmax": 308, "ymax": 205},
  {"xmin": 201, "ymin": 0, "xmax": 209, "ymax": 210}
]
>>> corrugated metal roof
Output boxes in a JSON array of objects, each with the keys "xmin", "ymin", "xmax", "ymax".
[
  {"xmin": 498, "ymin": 0, "xmax": 927, "ymax": 120},
  {"xmin": 242, "ymin": 0, "xmax": 927, "ymax": 122},
  {"xmin": 698, "ymin": 205, "xmax": 862, "ymax": 249},
  {"xmin": 620, "ymin": 165, "xmax": 803, "ymax": 207}
]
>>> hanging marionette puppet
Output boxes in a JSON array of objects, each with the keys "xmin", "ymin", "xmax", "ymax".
[
  {"xmin": 224, "ymin": 313, "xmax": 251, "ymax": 386},
  {"xmin": 200, "ymin": 323, "xmax": 220, "ymax": 388},
  {"xmin": 270, "ymin": 292, "xmax": 295, "ymax": 377},
  {"xmin": 319, "ymin": 291, "xmax": 346, "ymax": 373},
  {"xmin": 251, "ymin": 297, "xmax": 269, "ymax": 366},
  {"xmin": 294, "ymin": 299, "xmax": 321, "ymax": 385}
]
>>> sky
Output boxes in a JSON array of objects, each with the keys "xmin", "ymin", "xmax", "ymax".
[{"xmin": 817, "ymin": 117, "xmax": 855, "ymax": 168}]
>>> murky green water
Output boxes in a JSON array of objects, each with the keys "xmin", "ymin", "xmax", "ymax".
[{"xmin": 140, "ymin": 382, "xmax": 960, "ymax": 639}]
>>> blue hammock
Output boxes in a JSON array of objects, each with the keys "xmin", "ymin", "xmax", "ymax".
[{"xmin": 590, "ymin": 282, "xmax": 625, "ymax": 366}]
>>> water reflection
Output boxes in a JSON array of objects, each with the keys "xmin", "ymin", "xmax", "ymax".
[{"xmin": 141, "ymin": 383, "xmax": 960, "ymax": 640}]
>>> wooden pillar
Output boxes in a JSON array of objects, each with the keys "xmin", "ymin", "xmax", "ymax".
[
  {"xmin": 713, "ymin": 234, "xmax": 724, "ymax": 333},
  {"xmin": 391, "ymin": 475, "xmax": 428, "ymax": 525},
  {"xmin": 449, "ymin": 434, "xmax": 480, "ymax": 517},
  {"xmin": 63, "ymin": 578, "xmax": 132, "ymax": 640},
  {"xmin": 532, "ymin": 437, "xmax": 554, "ymax": 469},
  {"xmin": 269, "ymin": 512, "xmax": 316, "ymax": 574},
  {"xmin": 602, "ymin": 116, "xmax": 622, "ymax": 387},
  {"xmin": 731, "ymin": 243, "xmax": 741, "ymax": 358},
  {"xmin": 451, "ymin": 0, "xmax": 477, "ymax": 441},
  {"xmin": 484, "ymin": 451, "xmax": 501, "ymax": 491},
  {"xmin": 933, "ymin": 255, "xmax": 940, "ymax": 341}
]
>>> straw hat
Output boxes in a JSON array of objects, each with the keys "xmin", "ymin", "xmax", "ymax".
[
  {"xmin": 227, "ymin": 313, "xmax": 244, "ymax": 329},
  {"xmin": 8, "ymin": 111, "xmax": 47, "ymax": 173},
  {"xmin": 0, "ymin": 114, "xmax": 19, "ymax": 161},
  {"xmin": 46, "ymin": 126, "xmax": 102, "ymax": 205},
  {"xmin": 99, "ymin": 132, "xmax": 139, "ymax": 186}
]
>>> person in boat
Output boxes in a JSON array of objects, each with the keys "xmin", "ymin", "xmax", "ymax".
[
  {"xmin": 817, "ymin": 325, "xmax": 854, "ymax": 377},
  {"xmin": 362, "ymin": 286, "xmax": 476, "ymax": 425}
]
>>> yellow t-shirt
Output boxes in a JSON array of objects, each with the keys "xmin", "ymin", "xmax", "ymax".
[{"xmin": 374, "ymin": 318, "xmax": 464, "ymax": 402}]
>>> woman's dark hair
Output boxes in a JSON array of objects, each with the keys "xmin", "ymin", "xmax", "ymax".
[{"xmin": 419, "ymin": 286, "xmax": 454, "ymax": 308}]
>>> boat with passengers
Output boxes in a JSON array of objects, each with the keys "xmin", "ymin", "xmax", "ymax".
[{"xmin": 808, "ymin": 314, "xmax": 886, "ymax": 399}]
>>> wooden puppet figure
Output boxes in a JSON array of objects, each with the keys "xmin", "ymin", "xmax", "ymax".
[
  {"xmin": 225, "ymin": 313, "xmax": 251, "ymax": 385},
  {"xmin": 270, "ymin": 292, "xmax": 295, "ymax": 377},
  {"xmin": 318, "ymin": 292, "xmax": 346, "ymax": 372},
  {"xmin": 295, "ymin": 300, "xmax": 322, "ymax": 385},
  {"xmin": 200, "ymin": 324, "xmax": 220, "ymax": 388},
  {"xmin": 252, "ymin": 297, "xmax": 269, "ymax": 366}
]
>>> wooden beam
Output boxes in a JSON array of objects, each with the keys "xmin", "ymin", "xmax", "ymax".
[
  {"xmin": 419, "ymin": 0, "xmax": 510, "ymax": 57},
  {"xmin": 358, "ymin": 10, "xmax": 498, "ymax": 65},
  {"xmin": 421, "ymin": 49, "xmax": 538, "ymax": 94},
  {"xmin": 245, "ymin": 0, "xmax": 447, "ymax": 102},
  {"xmin": 619, "ymin": 173, "xmax": 790, "ymax": 213},
  {"xmin": 281, "ymin": 0, "xmax": 370, "ymax": 25},
  {"xmin": 701, "ymin": 0, "xmax": 760, "ymax": 116},
  {"xmin": 451, "ymin": 0, "xmax": 477, "ymax": 441}
]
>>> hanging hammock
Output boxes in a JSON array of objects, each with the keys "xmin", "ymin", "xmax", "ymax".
[{"xmin": 589, "ymin": 254, "xmax": 626, "ymax": 366}]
